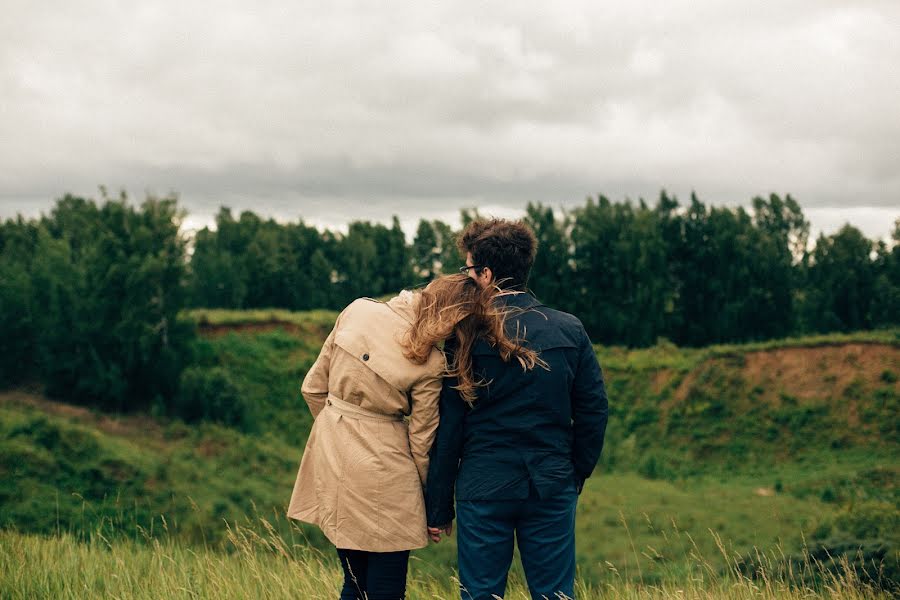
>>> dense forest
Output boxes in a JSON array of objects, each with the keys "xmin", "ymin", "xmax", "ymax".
[{"xmin": 1, "ymin": 189, "xmax": 898, "ymax": 415}]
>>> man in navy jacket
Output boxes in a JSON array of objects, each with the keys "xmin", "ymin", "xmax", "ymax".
[{"xmin": 425, "ymin": 218, "xmax": 608, "ymax": 600}]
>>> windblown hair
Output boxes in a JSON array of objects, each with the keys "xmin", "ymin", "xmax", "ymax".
[{"xmin": 401, "ymin": 274, "xmax": 547, "ymax": 404}]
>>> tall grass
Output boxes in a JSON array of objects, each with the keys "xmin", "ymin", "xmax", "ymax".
[{"xmin": 1, "ymin": 516, "xmax": 894, "ymax": 600}]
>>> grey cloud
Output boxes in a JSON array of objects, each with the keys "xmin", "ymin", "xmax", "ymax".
[{"xmin": 1, "ymin": 0, "xmax": 899, "ymax": 232}]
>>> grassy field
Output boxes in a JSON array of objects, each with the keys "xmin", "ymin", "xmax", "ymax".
[
  {"xmin": 1, "ymin": 311, "xmax": 898, "ymax": 596},
  {"xmin": 0, "ymin": 523, "xmax": 893, "ymax": 599},
  {"xmin": 3, "ymin": 398, "xmax": 879, "ymax": 586}
]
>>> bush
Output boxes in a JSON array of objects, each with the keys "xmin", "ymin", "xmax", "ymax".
[
  {"xmin": 822, "ymin": 502, "xmax": 900, "ymax": 541},
  {"xmin": 820, "ymin": 486, "xmax": 837, "ymax": 503},
  {"xmin": 637, "ymin": 452, "xmax": 675, "ymax": 480},
  {"xmin": 172, "ymin": 367, "xmax": 251, "ymax": 430},
  {"xmin": 806, "ymin": 502, "xmax": 900, "ymax": 591}
]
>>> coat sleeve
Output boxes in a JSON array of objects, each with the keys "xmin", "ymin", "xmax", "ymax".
[
  {"xmin": 300, "ymin": 311, "xmax": 343, "ymax": 419},
  {"xmin": 571, "ymin": 326, "xmax": 609, "ymax": 489},
  {"xmin": 424, "ymin": 340, "xmax": 466, "ymax": 527},
  {"xmin": 407, "ymin": 367, "xmax": 442, "ymax": 486}
]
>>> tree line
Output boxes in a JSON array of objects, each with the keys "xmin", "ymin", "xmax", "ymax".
[
  {"xmin": 1, "ymin": 189, "xmax": 897, "ymax": 414},
  {"xmin": 185, "ymin": 192, "xmax": 898, "ymax": 346}
]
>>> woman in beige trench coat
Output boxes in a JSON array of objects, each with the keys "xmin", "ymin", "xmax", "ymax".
[{"xmin": 287, "ymin": 274, "xmax": 543, "ymax": 600}]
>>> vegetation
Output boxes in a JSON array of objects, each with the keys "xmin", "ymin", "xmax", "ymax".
[
  {"xmin": 0, "ymin": 192, "xmax": 196, "ymax": 412},
  {"xmin": 1, "ymin": 319, "xmax": 896, "ymax": 592},
  {"xmin": 1, "ymin": 192, "xmax": 896, "ymax": 417},
  {"xmin": 177, "ymin": 193, "xmax": 900, "ymax": 348},
  {"xmin": 0, "ymin": 189, "xmax": 897, "ymax": 596},
  {"xmin": 1, "ymin": 191, "xmax": 898, "ymax": 418},
  {"xmin": 1, "ymin": 522, "xmax": 895, "ymax": 599}
]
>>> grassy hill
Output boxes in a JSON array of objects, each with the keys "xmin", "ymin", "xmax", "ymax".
[{"xmin": 1, "ymin": 309, "xmax": 897, "ymax": 591}]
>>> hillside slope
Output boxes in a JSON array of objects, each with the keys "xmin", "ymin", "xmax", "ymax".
[
  {"xmin": 1, "ymin": 316, "xmax": 897, "ymax": 583},
  {"xmin": 599, "ymin": 338, "xmax": 898, "ymax": 479}
]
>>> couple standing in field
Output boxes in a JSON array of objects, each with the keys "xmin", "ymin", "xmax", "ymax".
[{"xmin": 287, "ymin": 218, "xmax": 609, "ymax": 600}]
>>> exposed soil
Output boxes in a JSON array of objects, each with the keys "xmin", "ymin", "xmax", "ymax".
[
  {"xmin": 0, "ymin": 389, "xmax": 168, "ymax": 448},
  {"xmin": 740, "ymin": 343, "xmax": 896, "ymax": 402},
  {"xmin": 668, "ymin": 343, "xmax": 899, "ymax": 410},
  {"xmin": 196, "ymin": 437, "xmax": 229, "ymax": 458},
  {"xmin": 5, "ymin": 341, "xmax": 895, "ymax": 452},
  {"xmin": 651, "ymin": 369, "xmax": 675, "ymax": 395}
]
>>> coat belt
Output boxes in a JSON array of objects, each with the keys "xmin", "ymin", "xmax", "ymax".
[{"xmin": 326, "ymin": 393, "xmax": 405, "ymax": 422}]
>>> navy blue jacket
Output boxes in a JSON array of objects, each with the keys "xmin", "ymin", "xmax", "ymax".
[{"xmin": 425, "ymin": 292, "xmax": 608, "ymax": 527}]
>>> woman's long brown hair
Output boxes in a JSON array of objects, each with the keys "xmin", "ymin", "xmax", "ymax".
[{"xmin": 401, "ymin": 274, "xmax": 547, "ymax": 404}]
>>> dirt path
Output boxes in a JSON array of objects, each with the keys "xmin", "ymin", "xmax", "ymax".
[{"xmin": 0, "ymin": 389, "xmax": 170, "ymax": 447}]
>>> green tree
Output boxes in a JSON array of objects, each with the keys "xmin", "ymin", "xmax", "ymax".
[
  {"xmin": 800, "ymin": 225, "xmax": 876, "ymax": 332},
  {"xmin": 871, "ymin": 219, "xmax": 900, "ymax": 327},
  {"xmin": 569, "ymin": 196, "xmax": 670, "ymax": 346},
  {"xmin": 335, "ymin": 222, "xmax": 381, "ymax": 304},
  {"xmin": 412, "ymin": 219, "xmax": 440, "ymax": 284},
  {"xmin": 0, "ymin": 253, "xmax": 34, "ymax": 385},
  {"xmin": 746, "ymin": 194, "xmax": 809, "ymax": 339},
  {"xmin": 188, "ymin": 208, "xmax": 249, "ymax": 308},
  {"xmin": 524, "ymin": 203, "xmax": 571, "ymax": 310},
  {"xmin": 432, "ymin": 219, "xmax": 459, "ymax": 275},
  {"xmin": 31, "ymin": 191, "xmax": 195, "ymax": 412}
]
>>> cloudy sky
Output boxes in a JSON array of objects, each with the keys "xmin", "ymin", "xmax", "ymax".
[{"xmin": 1, "ymin": 0, "xmax": 898, "ymax": 240}]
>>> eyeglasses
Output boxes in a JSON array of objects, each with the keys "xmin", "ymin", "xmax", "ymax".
[{"xmin": 459, "ymin": 265, "xmax": 485, "ymax": 275}]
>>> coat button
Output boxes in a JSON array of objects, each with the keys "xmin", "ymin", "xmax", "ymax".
[{"xmin": 362, "ymin": 353, "xmax": 369, "ymax": 361}]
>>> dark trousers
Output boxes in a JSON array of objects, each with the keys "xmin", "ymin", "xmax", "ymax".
[
  {"xmin": 456, "ymin": 485, "xmax": 578, "ymax": 600},
  {"xmin": 336, "ymin": 548, "xmax": 410, "ymax": 600}
]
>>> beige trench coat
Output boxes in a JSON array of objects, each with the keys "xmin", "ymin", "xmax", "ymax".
[{"xmin": 287, "ymin": 292, "xmax": 445, "ymax": 552}]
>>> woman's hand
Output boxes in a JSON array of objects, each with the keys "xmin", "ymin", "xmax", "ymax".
[{"xmin": 427, "ymin": 524, "xmax": 452, "ymax": 543}]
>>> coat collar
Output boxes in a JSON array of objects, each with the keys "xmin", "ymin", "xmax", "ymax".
[
  {"xmin": 383, "ymin": 288, "xmax": 542, "ymax": 323},
  {"xmin": 498, "ymin": 290, "xmax": 543, "ymax": 310},
  {"xmin": 384, "ymin": 290, "xmax": 418, "ymax": 325}
]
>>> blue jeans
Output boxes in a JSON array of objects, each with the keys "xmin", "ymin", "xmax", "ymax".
[
  {"xmin": 456, "ymin": 484, "xmax": 578, "ymax": 600},
  {"xmin": 336, "ymin": 548, "xmax": 410, "ymax": 600}
]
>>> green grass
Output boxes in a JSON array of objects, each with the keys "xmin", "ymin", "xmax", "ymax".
[
  {"xmin": 2, "ymin": 314, "xmax": 898, "ymax": 593},
  {"xmin": 0, "ymin": 399, "xmax": 324, "ymax": 547},
  {"xmin": 0, "ymin": 524, "xmax": 893, "ymax": 599},
  {"xmin": 1, "ymin": 398, "xmax": 896, "ymax": 586},
  {"xmin": 595, "ymin": 330, "xmax": 899, "ymax": 478}
]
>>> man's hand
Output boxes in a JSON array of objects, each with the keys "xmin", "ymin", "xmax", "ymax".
[{"xmin": 427, "ymin": 523, "xmax": 453, "ymax": 543}]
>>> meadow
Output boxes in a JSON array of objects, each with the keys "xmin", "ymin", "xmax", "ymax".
[
  {"xmin": 1, "ymin": 521, "xmax": 892, "ymax": 599},
  {"xmin": 1, "ymin": 309, "xmax": 897, "ymax": 597}
]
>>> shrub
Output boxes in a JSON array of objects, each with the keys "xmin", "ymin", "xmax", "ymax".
[
  {"xmin": 172, "ymin": 367, "xmax": 251, "ymax": 430},
  {"xmin": 807, "ymin": 501, "xmax": 900, "ymax": 591},
  {"xmin": 820, "ymin": 487, "xmax": 837, "ymax": 503},
  {"xmin": 637, "ymin": 452, "xmax": 674, "ymax": 480}
]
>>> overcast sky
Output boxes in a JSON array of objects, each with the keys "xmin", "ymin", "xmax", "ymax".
[{"xmin": 1, "ymin": 1, "xmax": 898, "ymax": 240}]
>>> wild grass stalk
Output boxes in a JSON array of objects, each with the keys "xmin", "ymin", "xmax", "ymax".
[{"xmin": 0, "ymin": 515, "xmax": 893, "ymax": 600}]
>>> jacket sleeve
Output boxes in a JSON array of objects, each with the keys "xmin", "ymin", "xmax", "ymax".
[
  {"xmin": 300, "ymin": 311, "xmax": 342, "ymax": 419},
  {"xmin": 407, "ymin": 367, "xmax": 442, "ymax": 486},
  {"xmin": 424, "ymin": 340, "xmax": 466, "ymax": 527},
  {"xmin": 571, "ymin": 326, "xmax": 609, "ymax": 488}
]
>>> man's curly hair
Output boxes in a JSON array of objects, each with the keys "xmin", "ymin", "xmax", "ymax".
[{"xmin": 457, "ymin": 218, "xmax": 537, "ymax": 290}]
